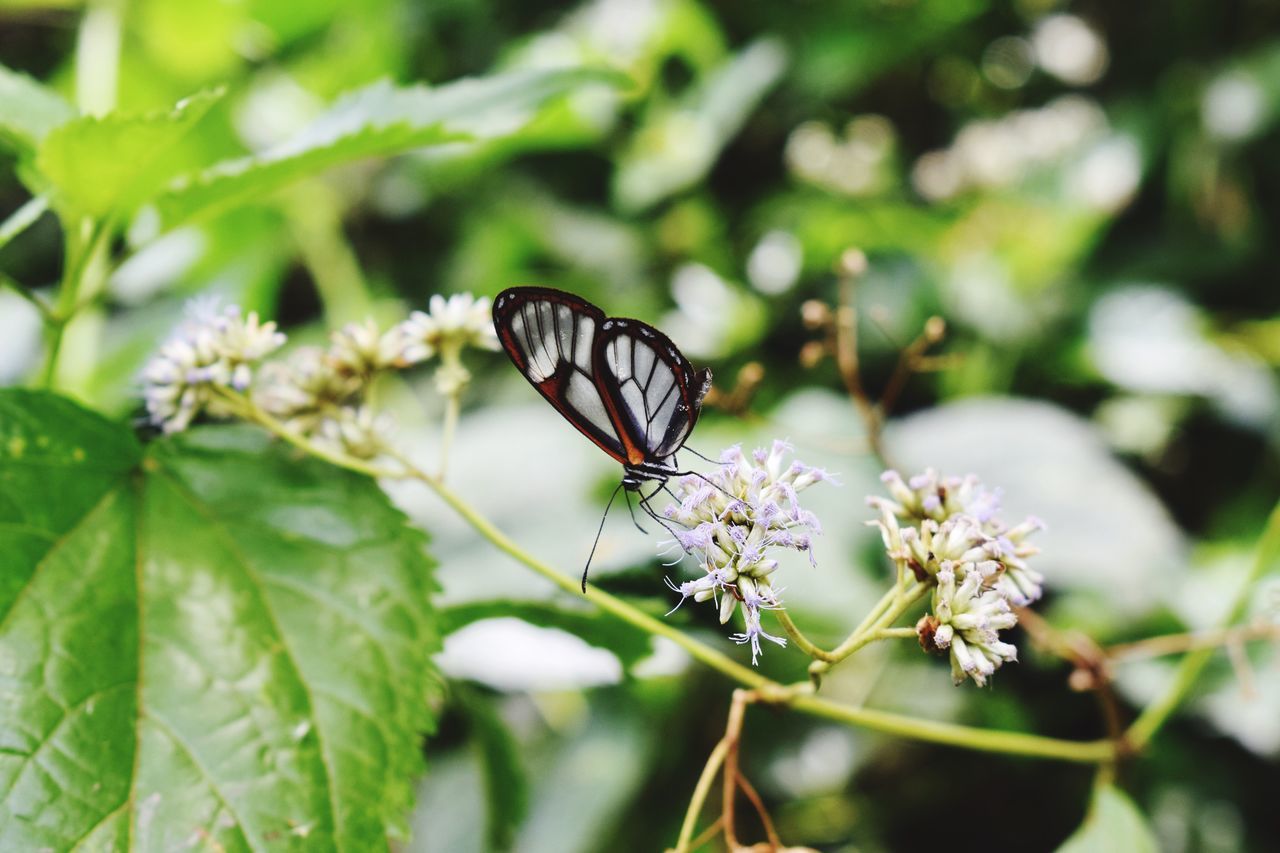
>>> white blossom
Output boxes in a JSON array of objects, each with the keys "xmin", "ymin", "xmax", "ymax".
[
  {"xmin": 870, "ymin": 468, "xmax": 1046, "ymax": 687},
  {"xmin": 317, "ymin": 406, "xmax": 395, "ymax": 460},
  {"xmin": 328, "ymin": 317, "xmax": 429, "ymax": 374},
  {"xmin": 399, "ymin": 293, "xmax": 499, "ymax": 358}
]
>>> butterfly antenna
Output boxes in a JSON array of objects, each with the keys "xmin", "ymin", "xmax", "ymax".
[
  {"xmin": 624, "ymin": 488, "xmax": 648, "ymax": 535},
  {"xmin": 583, "ymin": 481, "xmax": 625, "ymax": 592},
  {"xmin": 684, "ymin": 446, "xmax": 725, "ymax": 465}
]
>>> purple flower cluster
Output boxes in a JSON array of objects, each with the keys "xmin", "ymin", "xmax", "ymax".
[{"xmin": 663, "ymin": 440, "xmax": 834, "ymax": 664}]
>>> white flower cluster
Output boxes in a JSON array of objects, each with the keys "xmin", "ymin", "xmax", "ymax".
[
  {"xmin": 663, "ymin": 440, "xmax": 834, "ymax": 664},
  {"xmin": 141, "ymin": 293, "xmax": 498, "ymax": 457},
  {"xmin": 869, "ymin": 469, "xmax": 1045, "ymax": 687},
  {"xmin": 142, "ymin": 301, "xmax": 285, "ymax": 433},
  {"xmin": 401, "ymin": 294, "xmax": 500, "ymax": 395}
]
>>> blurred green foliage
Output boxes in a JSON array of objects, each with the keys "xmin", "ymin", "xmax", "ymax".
[{"xmin": 2, "ymin": 0, "xmax": 1279, "ymax": 850}]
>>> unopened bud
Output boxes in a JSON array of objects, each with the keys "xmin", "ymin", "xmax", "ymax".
[
  {"xmin": 800, "ymin": 300, "xmax": 832, "ymax": 329},
  {"xmin": 836, "ymin": 248, "xmax": 867, "ymax": 278},
  {"xmin": 799, "ymin": 340, "xmax": 827, "ymax": 368},
  {"xmin": 924, "ymin": 315, "xmax": 946, "ymax": 343}
]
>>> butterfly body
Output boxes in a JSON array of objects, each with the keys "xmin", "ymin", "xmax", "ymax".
[{"xmin": 492, "ymin": 286, "xmax": 712, "ymax": 492}]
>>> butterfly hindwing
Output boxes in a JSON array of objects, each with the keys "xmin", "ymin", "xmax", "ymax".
[
  {"xmin": 596, "ymin": 318, "xmax": 712, "ymax": 465},
  {"xmin": 492, "ymin": 287, "xmax": 629, "ymax": 464}
]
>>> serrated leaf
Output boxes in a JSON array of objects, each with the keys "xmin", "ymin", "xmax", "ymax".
[
  {"xmin": 0, "ymin": 64, "xmax": 75, "ymax": 155},
  {"xmin": 155, "ymin": 67, "xmax": 628, "ymax": 229},
  {"xmin": 442, "ymin": 601, "xmax": 653, "ymax": 671},
  {"xmin": 35, "ymin": 89, "xmax": 223, "ymax": 218},
  {"xmin": 0, "ymin": 390, "xmax": 440, "ymax": 850},
  {"xmin": 1057, "ymin": 784, "xmax": 1159, "ymax": 853},
  {"xmin": 453, "ymin": 685, "xmax": 528, "ymax": 851}
]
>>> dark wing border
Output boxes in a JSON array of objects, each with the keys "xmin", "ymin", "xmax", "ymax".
[
  {"xmin": 593, "ymin": 317, "xmax": 712, "ymax": 465},
  {"xmin": 492, "ymin": 286, "xmax": 630, "ymax": 464}
]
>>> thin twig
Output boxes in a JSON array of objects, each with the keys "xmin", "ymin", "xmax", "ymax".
[
  {"xmin": 879, "ymin": 317, "xmax": 945, "ymax": 418},
  {"xmin": 683, "ymin": 817, "xmax": 724, "ymax": 853},
  {"xmin": 736, "ymin": 771, "xmax": 781, "ymax": 850},
  {"xmin": 1106, "ymin": 622, "xmax": 1280, "ymax": 662},
  {"xmin": 831, "ymin": 251, "xmax": 888, "ymax": 468},
  {"xmin": 675, "ymin": 738, "xmax": 730, "ymax": 852},
  {"xmin": 1017, "ymin": 607, "xmax": 1128, "ymax": 749},
  {"xmin": 721, "ymin": 690, "xmax": 750, "ymax": 850}
]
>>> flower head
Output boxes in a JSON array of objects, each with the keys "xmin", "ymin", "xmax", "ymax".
[
  {"xmin": 662, "ymin": 440, "xmax": 833, "ymax": 664},
  {"xmin": 918, "ymin": 564, "xmax": 1018, "ymax": 687},
  {"xmin": 142, "ymin": 301, "xmax": 285, "ymax": 433},
  {"xmin": 328, "ymin": 317, "xmax": 429, "ymax": 375},
  {"xmin": 870, "ymin": 468, "xmax": 1046, "ymax": 687},
  {"xmin": 317, "ymin": 405, "xmax": 395, "ymax": 460},
  {"xmin": 254, "ymin": 346, "xmax": 360, "ymax": 431},
  {"xmin": 869, "ymin": 468, "xmax": 1044, "ymax": 603},
  {"xmin": 399, "ymin": 293, "xmax": 500, "ymax": 360}
]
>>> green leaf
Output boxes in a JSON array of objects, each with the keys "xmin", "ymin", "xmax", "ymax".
[
  {"xmin": 453, "ymin": 685, "xmax": 528, "ymax": 851},
  {"xmin": 442, "ymin": 600, "xmax": 653, "ymax": 671},
  {"xmin": 613, "ymin": 38, "xmax": 786, "ymax": 212},
  {"xmin": 0, "ymin": 390, "xmax": 440, "ymax": 850},
  {"xmin": 155, "ymin": 67, "xmax": 628, "ymax": 229},
  {"xmin": 35, "ymin": 89, "xmax": 223, "ymax": 219},
  {"xmin": 0, "ymin": 64, "xmax": 75, "ymax": 156},
  {"xmin": 1057, "ymin": 784, "xmax": 1159, "ymax": 853}
]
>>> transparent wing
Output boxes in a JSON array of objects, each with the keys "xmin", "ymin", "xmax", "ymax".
[
  {"xmin": 597, "ymin": 320, "xmax": 711, "ymax": 462},
  {"xmin": 493, "ymin": 287, "xmax": 628, "ymax": 463}
]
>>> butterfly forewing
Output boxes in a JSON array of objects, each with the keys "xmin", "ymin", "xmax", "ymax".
[{"xmin": 493, "ymin": 288, "xmax": 629, "ymax": 464}]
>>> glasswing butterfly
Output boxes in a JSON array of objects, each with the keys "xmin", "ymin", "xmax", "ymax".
[{"xmin": 492, "ymin": 286, "xmax": 713, "ymax": 589}]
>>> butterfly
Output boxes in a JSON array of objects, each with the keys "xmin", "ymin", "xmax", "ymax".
[{"xmin": 492, "ymin": 286, "xmax": 713, "ymax": 588}]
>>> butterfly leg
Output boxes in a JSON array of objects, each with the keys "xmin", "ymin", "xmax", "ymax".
[
  {"xmin": 624, "ymin": 487, "xmax": 649, "ymax": 535},
  {"xmin": 639, "ymin": 480, "xmax": 686, "ymax": 543}
]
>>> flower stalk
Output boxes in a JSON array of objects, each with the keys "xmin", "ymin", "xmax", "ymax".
[{"xmin": 143, "ymin": 298, "xmax": 1130, "ymax": 773}]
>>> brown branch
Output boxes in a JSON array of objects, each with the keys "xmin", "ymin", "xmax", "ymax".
[
  {"xmin": 831, "ymin": 249, "xmax": 888, "ymax": 468},
  {"xmin": 1106, "ymin": 622, "xmax": 1280, "ymax": 662},
  {"xmin": 721, "ymin": 690, "xmax": 750, "ymax": 850},
  {"xmin": 879, "ymin": 316, "xmax": 946, "ymax": 418},
  {"xmin": 736, "ymin": 772, "xmax": 782, "ymax": 851},
  {"xmin": 1017, "ymin": 607, "xmax": 1129, "ymax": 751}
]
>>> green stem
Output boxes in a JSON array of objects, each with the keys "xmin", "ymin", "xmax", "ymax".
[
  {"xmin": 772, "ymin": 608, "xmax": 836, "ymax": 661},
  {"xmin": 789, "ymin": 693, "xmax": 1114, "ymax": 763},
  {"xmin": 807, "ymin": 582, "xmax": 929, "ymax": 680},
  {"xmin": 75, "ymin": 0, "xmax": 123, "ymax": 117},
  {"xmin": 872, "ymin": 627, "xmax": 919, "ymax": 640},
  {"xmin": 42, "ymin": 219, "xmax": 111, "ymax": 389},
  {"xmin": 287, "ymin": 184, "xmax": 373, "ymax": 324},
  {"xmin": 223, "ymin": 388, "xmax": 1118, "ymax": 765},
  {"xmin": 439, "ymin": 389, "xmax": 460, "ymax": 481},
  {"xmin": 1126, "ymin": 500, "xmax": 1280, "ymax": 749}
]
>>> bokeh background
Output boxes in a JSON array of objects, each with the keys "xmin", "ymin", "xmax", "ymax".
[{"xmin": 2, "ymin": 0, "xmax": 1279, "ymax": 850}]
